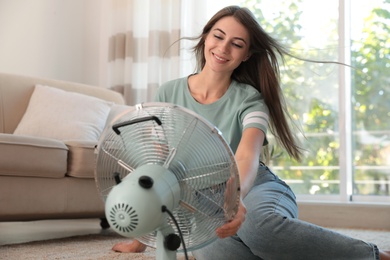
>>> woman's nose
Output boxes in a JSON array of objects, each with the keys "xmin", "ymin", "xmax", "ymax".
[{"xmin": 219, "ymin": 41, "xmax": 230, "ymax": 53}]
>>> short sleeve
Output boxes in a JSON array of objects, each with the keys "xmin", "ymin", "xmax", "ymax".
[{"xmin": 240, "ymin": 92, "xmax": 269, "ymax": 144}]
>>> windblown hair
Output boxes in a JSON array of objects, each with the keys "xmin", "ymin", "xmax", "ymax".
[{"xmin": 192, "ymin": 5, "xmax": 303, "ymax": 161}]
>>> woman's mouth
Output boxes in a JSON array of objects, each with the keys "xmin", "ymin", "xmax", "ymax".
[{"xmin": 213, "ymin": 53, "xmax": 228, "ymax": 62}]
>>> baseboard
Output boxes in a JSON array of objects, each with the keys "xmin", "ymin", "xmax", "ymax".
[{"xmin": 297, "ymin": 201, "xmax": 390, "ymax": 230}]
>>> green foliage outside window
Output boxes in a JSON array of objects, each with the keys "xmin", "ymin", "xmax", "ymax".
[{"xmin": 241, "ymin": 0, "xmax": 390, "ymax": 196}]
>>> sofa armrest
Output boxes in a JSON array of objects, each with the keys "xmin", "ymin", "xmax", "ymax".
[{"xmin": 65, "ymin": 140, "xmax": 97, "ymax": 179}]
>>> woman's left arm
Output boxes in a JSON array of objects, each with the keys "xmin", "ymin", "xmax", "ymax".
[
  {"xmin": 216, "ymin": 127, "xmax": 265, "ymax": 238},
  {"xmin": 235, "ymin": 127, "xmax": 264, "ymax": 198}
]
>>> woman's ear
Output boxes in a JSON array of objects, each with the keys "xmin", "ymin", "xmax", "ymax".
[{"xmin": 243, "ymin": 52, "xmax": 252, "ymax": 62}]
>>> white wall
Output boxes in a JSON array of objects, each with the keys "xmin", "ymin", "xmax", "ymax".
[{"xmin": 0, "ymin": 0, "xmax": 109, "ymax": 87}]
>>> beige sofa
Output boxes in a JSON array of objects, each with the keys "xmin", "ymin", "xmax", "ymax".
[{"xmin": 0, "ymin": 72, "xmax": 126, "ymax": 222}]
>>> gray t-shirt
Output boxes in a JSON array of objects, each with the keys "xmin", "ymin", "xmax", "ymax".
[{"xmin": 154, "ymin": 76, "xmax": 269, "ymax": 153}]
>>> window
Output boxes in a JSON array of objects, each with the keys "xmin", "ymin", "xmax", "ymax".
[
  {"xmin": 350, "ymin": 0, "xmax": 390, "ymax": 201},
  {"xmin": 200, "ymin": 0, "xmax": 390, "ymax": 203}
]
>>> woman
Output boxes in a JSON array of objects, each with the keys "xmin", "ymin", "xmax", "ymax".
[{"xmin": 113, "ymin": 6, "xmax": 390, "ymax": 259}]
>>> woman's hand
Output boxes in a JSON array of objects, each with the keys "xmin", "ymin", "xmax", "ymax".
[{"xmin": 216, "ymin": 200, "xmax": 246, "ymax": 238}]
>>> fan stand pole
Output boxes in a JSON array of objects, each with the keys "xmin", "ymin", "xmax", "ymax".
[{"xmin": 156, "ymin": 224, "xmax": 177, "ymax": 260}]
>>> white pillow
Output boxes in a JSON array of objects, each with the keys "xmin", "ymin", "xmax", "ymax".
[
  {"xmin": 104, "ymin": 104, "xmax": 132, "ymax": 128},
  {"xmin": 14, "ymin": 85, "xmax": 113, "ymax": 141}
]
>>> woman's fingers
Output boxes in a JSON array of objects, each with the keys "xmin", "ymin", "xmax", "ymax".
[{"xmin": 216, "ymin": 201, "xmax": 246, "ymax": 238}]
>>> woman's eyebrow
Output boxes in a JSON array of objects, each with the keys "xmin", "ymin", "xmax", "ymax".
[{"xmin": 213, "ymin": 28, "xmax": 247, "ymax": 44}]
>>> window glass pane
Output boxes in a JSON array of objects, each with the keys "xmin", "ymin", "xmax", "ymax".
[
  {"xmin": 239, "ymin": 0, "xmax": 340, "ymax": 195},
  {"xmin": 204, "ymin": 0, "xmax": 390, "ymax": 200},
  {"xmin": 351, "ymin": 0, "xmax": 390, "ymax": 196}
]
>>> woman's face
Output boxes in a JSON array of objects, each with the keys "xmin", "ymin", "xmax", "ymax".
[{"xmin": 204, "ymin": 16, "xmax": 250, "ymax": 75}]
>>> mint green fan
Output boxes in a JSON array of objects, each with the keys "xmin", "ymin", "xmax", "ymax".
[{"xmin": 95, "ymin": 102, "xmax": 240, "ymax": 260}]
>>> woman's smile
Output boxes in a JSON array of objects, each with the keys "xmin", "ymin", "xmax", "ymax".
[{"xmin": 213, "ymin": 52, "xmax": 229, "ymax": 62}]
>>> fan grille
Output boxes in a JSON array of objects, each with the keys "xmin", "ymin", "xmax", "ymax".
[{"xmin": 95, "ymin": 102, "xmax": 240, "ymax": 251}]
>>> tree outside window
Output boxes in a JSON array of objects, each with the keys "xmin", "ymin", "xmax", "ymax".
[{"xmin": 239, "ymin": 0, "xmax": 390, "ymax": 198}]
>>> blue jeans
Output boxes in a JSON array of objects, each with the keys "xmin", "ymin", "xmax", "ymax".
[{"xmin": 192, "ymin": 165, "xmax": 379, "ymax": 260}]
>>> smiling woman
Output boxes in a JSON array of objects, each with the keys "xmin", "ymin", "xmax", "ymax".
[
  {"xmin": 204, "ymin": 17, "xmax": 250, "ymax": 69},
  {"xmin": 110, "ymin": 4, "xmax": 389, "ymax": 259}
]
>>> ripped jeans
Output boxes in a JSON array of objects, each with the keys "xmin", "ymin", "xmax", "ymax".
[{"xmin": 192, "ymin": 165, "xmax": 379, "ymax": 260}]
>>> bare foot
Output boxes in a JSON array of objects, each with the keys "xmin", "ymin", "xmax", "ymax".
[
  {"xmin": 379, "ymin": 250, "xmax": 390, "ymax": 260},
  {"xmin": 112, "ymin": 240, "xmax": 147, "ymax": 253}
]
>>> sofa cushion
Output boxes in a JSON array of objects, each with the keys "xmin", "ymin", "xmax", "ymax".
[
  {"xmin": 0, "ymin": 134, "xmax": 68, "ymax": 178},
  {"xmin": 65, "ymin": 140, "xmax": 97, "ymax": 179},
  {"xmin": 14, "ymin": 85, "xmax": 113, "ymax": 141},
  {"xmin": 65, "ymin": 105, "xmax": 132, "ymax": 179}
]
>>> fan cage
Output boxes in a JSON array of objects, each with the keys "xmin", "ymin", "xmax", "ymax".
[{"xmin": 95, "ymin": 102, "xmax": 240, "ymax": 251}]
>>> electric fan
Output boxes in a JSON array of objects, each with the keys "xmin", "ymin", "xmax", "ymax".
[{"xmin": 95, "ymin": 102, "xmax": 240, "ymax": 260}]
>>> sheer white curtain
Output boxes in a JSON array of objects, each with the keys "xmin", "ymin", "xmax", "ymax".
[
  {"xmin": 179, "ymin": 0, "xmax": 208, "ymax": 76},
  {"xmin": 108, "ymin": 0, "xmax": 182, "ymax": 105}
]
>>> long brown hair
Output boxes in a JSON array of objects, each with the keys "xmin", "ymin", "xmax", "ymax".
[{"xmin": 192, "ymin": 5, "xmax": 303, "ymax": 161}]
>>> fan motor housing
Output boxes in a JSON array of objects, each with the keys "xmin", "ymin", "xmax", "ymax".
[{"xmin": 104, "ymin": 164, "xmax": 181, "ymax": 238}]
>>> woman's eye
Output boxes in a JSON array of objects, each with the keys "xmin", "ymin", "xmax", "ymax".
[{"xmin": 212, "ymin": 33, "xmax": 244, "ymax": 48}]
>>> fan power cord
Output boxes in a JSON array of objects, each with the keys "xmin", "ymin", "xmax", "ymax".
[{"xmin": 161, "ymin": 205, "xmax": 189, "ymax": 260}]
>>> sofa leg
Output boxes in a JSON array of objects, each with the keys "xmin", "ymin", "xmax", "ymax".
[{"xmin": 100, "ymin": 218, "xmax": 110, "ymax": 229}]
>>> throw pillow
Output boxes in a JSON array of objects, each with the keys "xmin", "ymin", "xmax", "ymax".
[{"xmin": 14, "ymin": 84, "xmax": 112, "ymax": 141}]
